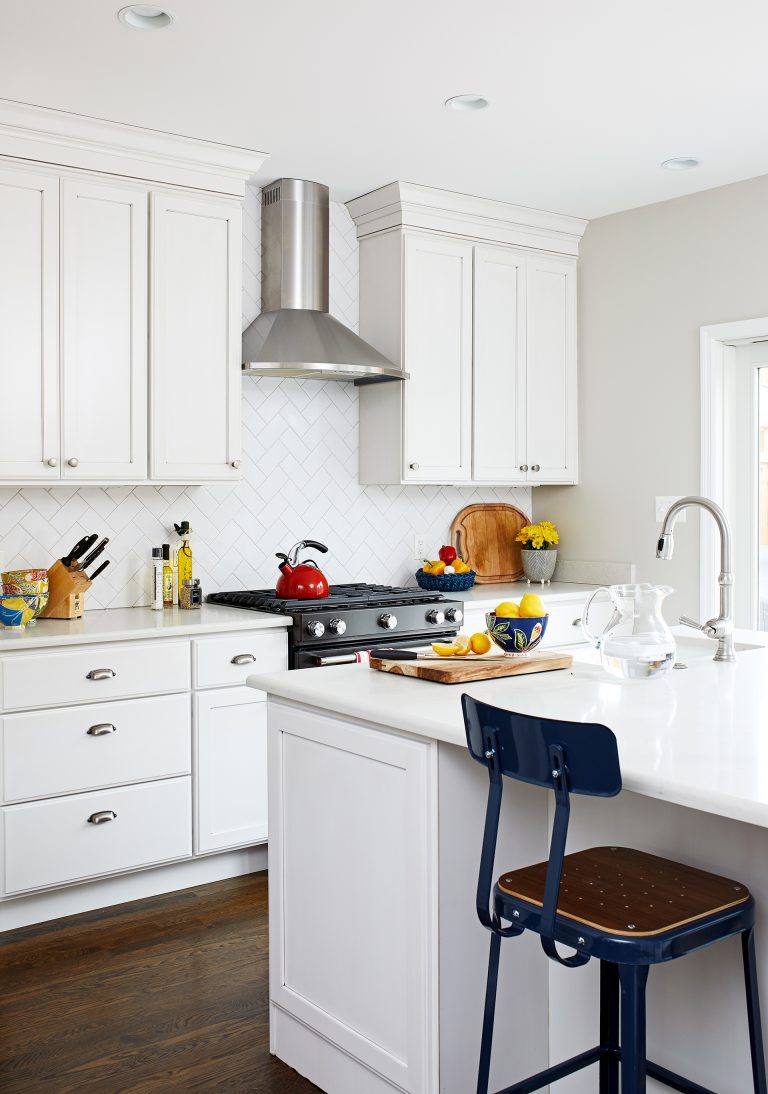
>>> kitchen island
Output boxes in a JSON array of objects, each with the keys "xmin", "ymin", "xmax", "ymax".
[{"xmin": 251, "ymin": 629, "xmax": 768, "ymax": 1094}]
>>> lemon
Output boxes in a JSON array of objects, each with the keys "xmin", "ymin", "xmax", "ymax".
[
  {"xmin": 432, "ymin": 642, "xmax": 459, "ymax": 657},
  {"xmin": 453, "ymin": 634, "xmax": 471, "ymax": 656},
  {"xmin": 431, "ymin": 634, "xmax": 471, "ymax": 657},
  {"xmin": 494, "ymin": 600, "xmax": 520, "ymax": 617},
  {"xmin": 519, "ymin": 593, "xmax": 547, "ymax": 618},
  {"xmin": 470, "ymin": 632, "xmax": 492, "ymax": 655}
]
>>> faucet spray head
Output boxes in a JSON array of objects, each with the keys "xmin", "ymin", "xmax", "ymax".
[{"xmin": 657, "ymin": 532, "xmax": 674, "ymax": 560}]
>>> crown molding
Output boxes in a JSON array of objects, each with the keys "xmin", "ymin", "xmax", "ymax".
[
  {"xmin": 347, "ymin": 181, "xmax": 588, "ymax": 256},
  {"xmin": 0, "ymin": 99, "xmax": 268, "ymax": 197}
]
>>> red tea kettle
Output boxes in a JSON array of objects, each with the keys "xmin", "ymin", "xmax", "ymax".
[{"xmin": 276, "ymin": 540, "xmax": 329, "ymax": 599}]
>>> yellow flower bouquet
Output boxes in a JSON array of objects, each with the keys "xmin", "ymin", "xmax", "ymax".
[{"xmin": 516, "ymin": 521, "xmax": 559, "ymax": 550}]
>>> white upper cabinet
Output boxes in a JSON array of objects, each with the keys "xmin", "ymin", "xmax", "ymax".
[
  {"xmin": 61, "ymin": 177, "xmax": 148, "ymax": 481},
  {"xmin": 0, "ymin": 165, "xmax": 60, "ymax": 481},
  {"xmin": 403, "ymin": 233, "xmax": 472, "ymax": 482},
  {"xmin": 150, "ymin": 191, "xmax": 242, "ymax": 482},
  {"xmin": 472, "ymin": 245, "xmax": 527, "ymax": 483},
  {"xmin": 349, "ymin": 182, "xmax": 586, "ymax": 487},
  {"xmin": 525, "ymin": 253, "xmax": 577, "ymax": 484}
]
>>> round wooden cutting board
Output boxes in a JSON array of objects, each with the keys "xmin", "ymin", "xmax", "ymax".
[{"xmin": 450, "ymin": 503, "xmax": 531, "ymax": 583}]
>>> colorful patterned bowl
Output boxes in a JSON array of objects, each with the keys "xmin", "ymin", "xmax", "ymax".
[
  {"xmin": 0, "ymin": 595, "xmax": 44, "ymax": 629},
  {"xmin": 485, "ymin": 612, "xmax": 549, "ymax": 655},
  {"xmin": 2, "ymin": 569, "xmax": 48, "ymax": 617}
]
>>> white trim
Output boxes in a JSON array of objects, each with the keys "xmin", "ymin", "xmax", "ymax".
[
  {"xmin": 700, "ymin": 318, "xmax": 768, "ymax": 620},
  {"xmin": 0, "ymin": 99, "xmax": 268, "ymax": 196},
  {"xmin": 347, "ymin": 181, "xmax": 588, "ymax": 256}
]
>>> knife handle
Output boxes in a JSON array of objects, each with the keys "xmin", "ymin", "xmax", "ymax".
[
  {"xmin": 81, "ymin": 537, "xmax": 109, "ymax": 570},
  {"xmin": 370, "ymin": 648, "xmax": 418, "ymax": 660},
  {"xmin": 88, "ymin": 560, "xmax": 111, "ymax": 582},
  {"xmin": 62, "ymin": 534, "xmax": 97, "ymax": 568}
]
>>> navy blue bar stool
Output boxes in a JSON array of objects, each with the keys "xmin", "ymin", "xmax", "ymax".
[{"xmin": 463, "ymin": 694, "xmax": 767, "ymax": 1094}]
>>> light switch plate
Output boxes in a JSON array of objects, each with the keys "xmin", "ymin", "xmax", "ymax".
[
  {"xmin": 413, "ymin": 533, "xmax": 428, "ymax": 561},
  {"xmin": 655, "ymin": 496, "xmax": 687, "ymax": 523}
]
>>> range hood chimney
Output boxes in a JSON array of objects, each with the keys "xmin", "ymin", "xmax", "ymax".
[{"xmin": 242, "ymin": 179, "xmax": 405, "ymax": 383}]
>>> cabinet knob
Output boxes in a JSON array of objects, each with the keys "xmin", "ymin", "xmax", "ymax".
[
  {"xmin": 88, "ymin": 810, "xmax": 117, "ymax": 825},
  {"xmin": 409, "ymin": 462, "xmax": 419, "ymax": 471},
  {"xmin": 86, "ymin": 668, "xmax": 116, "ymax": 681},
  {"xmin": 46, "ymin": 457, "xmax": 58, "ymax": 467},
  {"xmin": 87, "ymin": 722, "xmax": 117, "ymax": 736},
  {"xmin": 230, "ymin": 459, "xmax": 241, "ymax": 469},
  {"xmin": 519, "ymin": 464, "xmax": 529, "ymax": 472},
  {"xmin": 231, "ymin": 653, "xmax": 256, "ymax": 665},
  {"xmin": 68, "ymin": 457, "xmax": 79, "ymax": 468},
  {"xmin": 531, "ymin": 464, "xmax": 540, "ymax": 472}
]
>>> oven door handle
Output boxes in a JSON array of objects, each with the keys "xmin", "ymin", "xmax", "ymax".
[{"xmin": 308, "ymin": 652, "xmax": 364, "ymax": 667}]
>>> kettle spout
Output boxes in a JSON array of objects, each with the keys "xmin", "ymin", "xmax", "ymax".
[{"xmin": 276, "ymin": 553, "xmax": 294, "ymax": 575}]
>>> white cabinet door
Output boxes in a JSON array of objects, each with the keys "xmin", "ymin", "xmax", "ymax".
[
  {"xmin": 403, "ymin": 232, "xmax": 472, "ymax": 483},
  {"xmin": 525, "ymin": 253, "xmax": 578, "ymax": 484},
  {"xmin": 150, "ymin": 191, "xmax": 242, "ymax": 482},
  {"xmin": 61, "ymin": 177, "xmax": 148, "ymax": 480},
  {"xmin": 0, "ymin": 165, "xmax": 60, "ymax": 480},
  {"xmin": 472, "ymin": 245, "xmax": 527, "ymax": 482},
  {"xmin": 194, "ymin": 687, "xmax": 267, "ymax": 853}
]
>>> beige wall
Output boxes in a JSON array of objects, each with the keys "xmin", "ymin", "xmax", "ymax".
[{"xmin": 537, "ymin": 173, "xmax": 768, "ymax": 619}]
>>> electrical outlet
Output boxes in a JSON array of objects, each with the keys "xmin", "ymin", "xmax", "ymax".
[
  {"xmin": 413, "ymin": 533, "xmax": 428, "ymax": 561},
  {"xmin": 655, "ymin": 496, "xmax": 687, "ymax": 523}
]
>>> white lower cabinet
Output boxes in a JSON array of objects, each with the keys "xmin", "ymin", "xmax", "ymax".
[
  {"xmin": 194, "ymin": 687, "xmax": 268, "ymax": 854},
  {"xmin": 2, "ymin": 777, "xmax": 192, "ymax": 895}
]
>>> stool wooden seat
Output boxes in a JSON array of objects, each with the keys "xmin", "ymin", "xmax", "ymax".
[
  {"xmin": 498, "ymin": 845, "xmax": 751, "ymax": 938},
  {"xmin": 462, "ymin": 695, "xmax": 767, "ymax": 1094}
]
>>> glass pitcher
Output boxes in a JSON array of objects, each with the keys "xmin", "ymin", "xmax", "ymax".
[{"xmin": 581, "ymin": 583, "xmax": 676, "ymax": 679}]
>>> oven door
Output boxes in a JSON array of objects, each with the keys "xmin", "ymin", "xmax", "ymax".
[{"xmin": 293, "ymin": 630, "xmax": 458, "ymax": 669}]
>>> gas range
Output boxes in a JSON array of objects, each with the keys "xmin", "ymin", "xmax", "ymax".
[{"xmin": 207, "ymin": 583, "xmax": 464, "ymax": 668}]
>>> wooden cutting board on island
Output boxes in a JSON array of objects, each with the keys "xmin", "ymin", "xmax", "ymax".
[{"xmin": 369, "ymin": 650, "xmax": 573, "ymax": 684}]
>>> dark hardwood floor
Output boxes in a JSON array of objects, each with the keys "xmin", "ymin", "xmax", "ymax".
[{"xmin": 0, "ymin": 873, "xmax": 320, "ymax": 1092}]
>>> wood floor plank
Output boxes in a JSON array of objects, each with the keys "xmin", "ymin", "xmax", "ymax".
[{"xmin": 0, "ymin": 872, "xmax": 319, "ymax": 1093}]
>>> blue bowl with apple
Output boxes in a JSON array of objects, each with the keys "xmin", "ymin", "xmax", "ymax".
[{"xmin": 485, "ymin": 611, "xmax": 549, "ymax": 655}]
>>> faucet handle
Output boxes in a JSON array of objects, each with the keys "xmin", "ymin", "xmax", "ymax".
[{"xmin": 680, "ymin": 615, "xmax": 718, "ymax": 638}]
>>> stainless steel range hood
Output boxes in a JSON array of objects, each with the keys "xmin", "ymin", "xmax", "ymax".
[{"xmin": 242, "ymin": 179, "xmax": 405, "ymax": 383}]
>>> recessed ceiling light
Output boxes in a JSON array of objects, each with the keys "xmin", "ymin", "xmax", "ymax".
[
  {"xmin": 661, "ymin": 157, "xmax": 700, "ymax": 171},
  {"xmin": 445, "ymin": 94, "xmax": 489, "ymax": 112},
  {"xmin": 117, "ymin": 5, "xmax": 174, "ymax": 30}
]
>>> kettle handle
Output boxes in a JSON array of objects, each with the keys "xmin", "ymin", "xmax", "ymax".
[
  {"xmin": 581, "ymin": 586, "xmax": 613, "ymax": 646},
  {"xmin": 302, "ymin": 540, "xmax": 328, "ymax": 554}
]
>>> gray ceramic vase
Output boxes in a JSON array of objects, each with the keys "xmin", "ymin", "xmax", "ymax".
[{"xmin": 521, "ymin": 548, "xmax": 557, "ymax": 584}]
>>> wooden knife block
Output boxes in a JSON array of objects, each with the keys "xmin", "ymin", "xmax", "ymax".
[{"xmin": 40, "ymin": 560, "xmax": 92, "ymax": 619}]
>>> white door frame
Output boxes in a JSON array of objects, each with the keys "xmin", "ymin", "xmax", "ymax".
[{"xmin": 700, "ymin": 317, "xmax": 768, "ymax": 622}]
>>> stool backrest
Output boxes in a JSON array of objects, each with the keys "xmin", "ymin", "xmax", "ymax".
[
  {"xmin": 463, "ymin": 695, "xmax": 621, "ymax": 797},
  {"xmin": 462, "ymin": 694, "xmax": 621, "ymax": 966}
]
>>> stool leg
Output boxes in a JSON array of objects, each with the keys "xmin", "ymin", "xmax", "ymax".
[
  {"xmin": 619, "ymin": 963, "xmax": 649, "ymax": 1093},
  {"xmin": 742, "ymin": 929, "xmax": 768, "ymax": 1094},
  {"xmin": 600, "ymin": 960, "xmax": 620, "ymax": 1092},
  {"xmin": 477, "ymin": 932, "xmax": 501, "ymax": 1094}
]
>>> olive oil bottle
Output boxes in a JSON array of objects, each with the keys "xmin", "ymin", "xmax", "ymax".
[{"xmin": 174, "ymin": 521, "xmax": 193, "ymax": 605}]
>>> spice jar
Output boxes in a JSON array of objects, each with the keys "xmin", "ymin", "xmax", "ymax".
[{"xmin": 180, "ymin": 577, "xmax": 203, "ymax": 610}]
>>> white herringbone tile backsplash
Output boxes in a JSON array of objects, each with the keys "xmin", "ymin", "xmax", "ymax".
[{"xmin": 0, "ymin": 187, "xmax": 531, "ymax": 608}]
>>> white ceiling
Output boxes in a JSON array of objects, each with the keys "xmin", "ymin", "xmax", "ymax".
[{"xmin": 3, "ymin": 0, "xmax": 768, "ymax": 219}]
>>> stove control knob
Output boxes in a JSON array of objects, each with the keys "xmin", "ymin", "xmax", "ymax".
[
  {"xmin": 379, "ymin": 613, "xmax": 397, "ymax": 630},
  {"xmin": 426, "ymin": 609, "xmax": 445, "ymax": 625},
  {"xmin": 307, "ymin": 620, "xmax": 325, "ymax": 638},
  {"xmin": 445, "ymin": 607, "xmax": 464, "ymax": 624},
  {"xmin": 328, "ymin": 618, "xmax": 347, "ymax": 635}
]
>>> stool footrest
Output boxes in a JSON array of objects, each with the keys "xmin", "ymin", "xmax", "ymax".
[
  {"xmin": 492, "ymin": 1045, "xmax": 604, "ymax": 1094},
  {"xmin": 646, "ymin": 1059, "xmax": 719, "ymax": 1094}
]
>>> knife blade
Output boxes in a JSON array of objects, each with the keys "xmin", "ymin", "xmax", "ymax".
[
  {"xmin": 80, "ymin": 537, "xmax": 109, "ymax": 570},
  {"xmin": 62, "ymin": 534, "xmax": 98, "ymax": 568},
  {"xmin": 87, "ymin": 559, "xmax": 110, "ymax": 582}
]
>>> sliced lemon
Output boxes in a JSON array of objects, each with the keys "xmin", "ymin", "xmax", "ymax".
[
  {"xmin": 470, "ymin": 632, "xmax": 493, "ymax": 655},
  {"xmin": 452, "ymin": 634, "xmax": 471, "ymax": 656},
  {"xmin": 432, "ymin": 641, "xmax": 460, "ymax": 657}
]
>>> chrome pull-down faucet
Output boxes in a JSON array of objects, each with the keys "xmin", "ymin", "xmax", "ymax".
[{"xmin": 656, "ymin": 495, "xmax": 735, "ymax": 662}]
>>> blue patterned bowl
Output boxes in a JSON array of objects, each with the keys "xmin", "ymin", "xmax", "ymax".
[
  {"xmin": 485, "ymin": 612, "xmax": 549, "ymax": 655},
  {"xmin": 0, "ymin": 595, "xmax": 44, "ymax": 629}
]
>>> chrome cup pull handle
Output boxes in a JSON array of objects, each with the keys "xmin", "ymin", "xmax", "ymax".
[
  {"xmin": 88, "ymin": 810, "xmax": 117, "ymax": 825},
  {"xmin": 87, "ymin": 723, "xmax": 117, "ymax": 736},
  {"xmin": 86, "ymin": 668, "xmax": 116, "ymax": 681},
  {"xmin": 231, "ymin": 653, "xmax": 257, "ymax": 665}
]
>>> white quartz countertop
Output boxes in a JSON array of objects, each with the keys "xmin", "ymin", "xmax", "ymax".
[
  {"xmin": 250, "ymin": 627, "xmax": 768, "ymax": 830},
  {"xmin": 0, "ymin": 603, "xmax": 290, "ymax": 650},
  {"xmin": 454, "ymin": 581, "xmax": 597, "ymax": 608}
]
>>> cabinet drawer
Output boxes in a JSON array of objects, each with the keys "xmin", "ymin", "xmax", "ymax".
[
  {"xmin": 1, "ymin": 639, "xmax": 191, "ymax": 711},
  {"xmin": 1, "ymin": 693, "xmax": 191, "ymax": 803},
  {"xmin": 1, "ymin": 776, "xmax": 192, "ymax": 895},
  {"xmin": 193, "ymin": 631, "xmax": 287, "ymax": 691},
  {"xmin": 542, "ymin": 602, "xmax": 588, "ymax": 647}
]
